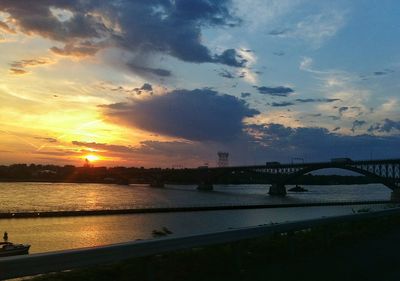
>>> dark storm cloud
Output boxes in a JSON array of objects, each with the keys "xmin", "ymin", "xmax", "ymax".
[
  {"xmin": 140, "ymin": 83, "xmax": 153, "ymax": 91},
  {"xmin": 131, "ymin": 83, "xmax": 154, "ymax": 95},
  {"xmin": 73, "ymin": 122, "xmax": 400, "ymax": 165},
  {"xmin": 127, "ymin": 63, "xmax": 172, "ymax": 78},
  {"xmin": 338, "ymin": 106, "xmax": 348, "ymax": 115},
  {"xmin": 368, "ymin": 119, "xmax": 400, "ymax": 133},
  {"xmin": 0, "ymin": 0, "xmax": 243, "ymax": 77},
  {"xmin": 351, "ymin": 120, "xmax": 366, "ymax": 133},
  {"xmin": 136, "ymin": 140, "xmax": 209, "ymax": 157},
  {"xmin": 241, "ymin": 92, "xmax": 251, "ymax": 98},
  {"xmin": 244, "ymin": 123, "xmax": 400, "ymax": 162},
  {"xmin": 101, "ymin": 88, "xmax": 259, "ymax": 142},
  {"xmin": 214, "ymin": 49, "xmax": 247, "ymax": 67},
  {"xmin": 253, "ymin": 86, "xmax": 294, "ymax": 97}
]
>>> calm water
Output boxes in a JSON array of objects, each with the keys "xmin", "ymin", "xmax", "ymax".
[{"xmin": 0, "ymin": 182, "xmax": 393, "ymax": 253}]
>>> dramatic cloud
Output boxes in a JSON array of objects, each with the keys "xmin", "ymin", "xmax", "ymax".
[
  {"xmin": 9, "ymin": 58, "xmax": 53, "ymax": 74},
  {"xmin": 126, "ymin": 63, "xmax": 172, "ymax": 78},
  {"xmin": 101, "ymin": 88, "xmax": 259, "ymax": 142},
  {"xmin": 0, "ymin": 0, "xmax": 243, "ymax": 77},
  {"xmin": 50, "ymin": 41, "xmax": 101, "ymax": 57},
  {"xmin": 338, "ymin": 106, "xmax": 348, "ymax": 115},
  {"xmin": 244, "ymin": 123, "xmax": 400, "ymax": 162},
  {"xmin": 368, "ymin": 119, "xmax": 400, "ymax": 133},
  {"xmin": 140, "ymin": 83, "xmax": 153, "ymax": 91},
  {"xmin": 214, "ymin": 49, "xmax": 247, "ymax": 67},
  {"xmin": 254, "ymin": 86, "xmax": 294, "ymax": 97},
  {"xmin": 72, "ymin": 139, "xmax": 215, "ymax": 167},
  {"xmin": 351, "ymin": 120, "xmax": 366, "ymax": 133},
  {"xmin": 130, "ymin": 83, "xmax": 154, "ymax": 95},
  {"xmin": 0, "ymin": 21, "xmax": 16, "ymax": 33}
]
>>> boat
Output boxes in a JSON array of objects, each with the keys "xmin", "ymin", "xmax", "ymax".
[
  {"xmin": 0, "ymin": 242, "xmax": 30, "ymax": 257},
  {"xmin": 288, "ymin": 185, "xmax": 308, "ymax": 192}
]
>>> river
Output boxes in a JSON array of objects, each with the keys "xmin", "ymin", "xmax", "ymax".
[{"xmin": 0, "ymin": 182, "xmax": 394, "ymax": 253}]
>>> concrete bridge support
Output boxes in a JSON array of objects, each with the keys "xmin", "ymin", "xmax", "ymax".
[
  {"xmin": 197, "ymin": 182, "xmax": 214, "ymax": 191},
  {"xmin": 269, "ymin": 183, "xmax": 287, "ymax": 196},
  {"xmin": 149, "ymin": 179, "xmax": 165, "ymax": 188},
  {"xmin": 390, "ymin": 189, "xmax": 400, "ymax": 201}
]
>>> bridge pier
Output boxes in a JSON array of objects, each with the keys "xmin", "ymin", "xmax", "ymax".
[
  {"xmin": 149, "ymin": 179, "xmax": 165, "ymax": 188},
  {"xmin": 269, "ymin": 183, "xmax": 287, "ymax": 196},
  {"xmin": 197, "ymin": 182, "xmax": 214, "ymax": 191},
  {"xmin": 390, "ymin": 189, "xmax": 400, "ymax": 201}
]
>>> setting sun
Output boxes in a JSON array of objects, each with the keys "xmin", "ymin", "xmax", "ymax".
[{"xmin": 84, "ymin": 154, "xmax": 101, "ymax": 162}]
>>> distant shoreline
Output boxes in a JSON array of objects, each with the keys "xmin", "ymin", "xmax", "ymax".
[
  {"xmin": 0, "ymin": 179, "xmax": 382, "ymax": 186},
  {"xmin": 0, "ymin": 200, "xmax": 393, "ymax": 219}
]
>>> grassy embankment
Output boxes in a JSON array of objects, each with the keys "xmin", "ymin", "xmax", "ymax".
[{"xmin": 28, "ymin": 209, "xmax": 400, "ymax": 281}]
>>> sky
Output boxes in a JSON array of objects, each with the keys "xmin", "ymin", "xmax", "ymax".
[{"xmin": 0, "ymin": 0, "xmax": 399, "ymax": 167}]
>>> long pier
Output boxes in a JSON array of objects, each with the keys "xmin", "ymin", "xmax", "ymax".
[{"xmin": 0, "ymin": 200, "xmax": 393, "ymax": 219}]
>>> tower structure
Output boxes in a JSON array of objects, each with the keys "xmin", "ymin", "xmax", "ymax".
[{"xmin": 217, "ymin": 152, "xmax": 229, "ymax": 167}]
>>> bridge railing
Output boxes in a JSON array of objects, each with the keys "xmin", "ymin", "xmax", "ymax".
[
  {"xmin": 206, "ymin": 158, "xmax": 400, "ymax": 170},
  {"xmin": 2, "ymin": 206, "xmax": 400, "ymax": 280}
]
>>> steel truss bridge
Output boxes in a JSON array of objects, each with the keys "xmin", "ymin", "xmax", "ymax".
[{"xmin": 200, "ymin": 158, "xmax": 400, "ymax": 197}]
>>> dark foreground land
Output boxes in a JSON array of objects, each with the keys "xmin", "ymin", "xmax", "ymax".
[{"xmin": 29, "ymin": 213, "xmax": 400, "ymax": 281}]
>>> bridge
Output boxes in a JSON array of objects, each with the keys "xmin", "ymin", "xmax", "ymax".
[{"xmin": 194, "ymin": 158, "xmax": 400, "ymax": 199}]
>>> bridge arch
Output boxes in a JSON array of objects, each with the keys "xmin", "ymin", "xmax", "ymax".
[{"xmin": 281, "ymin": 165, "xmax": 396, "ymax": 190}]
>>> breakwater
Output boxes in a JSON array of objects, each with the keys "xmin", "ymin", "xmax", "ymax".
[{"xmin": 0, "ymin": 200, "xmax": 394, "ymax": 219}]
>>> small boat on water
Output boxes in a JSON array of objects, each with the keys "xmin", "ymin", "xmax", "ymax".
[
  {"xmin": 0, "ymin": 242, "xmax": 30, "ymax": 257},
  {"xmin": 288, "ymin": 185, "xmax": 308, "ymax": 192}
]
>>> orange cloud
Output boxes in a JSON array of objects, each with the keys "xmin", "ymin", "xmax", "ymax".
[
  {"xmin": 0, "ymin": 21, "xmax": 16, "ymax": 34},
  {"xmin": 9, "ymin": 68, "xmax": 28, "ymax": 75}
]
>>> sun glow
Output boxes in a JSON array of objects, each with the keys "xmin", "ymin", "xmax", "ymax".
[{"xmin": 84, "ymin": 154, "xmax": 101, "ymax": 162}]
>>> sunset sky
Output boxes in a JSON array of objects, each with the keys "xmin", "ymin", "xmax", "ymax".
[{"xmin": 0, "ymin": 0, "xmax": 399, "ymax": 167}]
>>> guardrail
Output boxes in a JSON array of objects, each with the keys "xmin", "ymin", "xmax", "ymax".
[{"xmin": 1, "ymin": 206, "xmax": 400, "ymax": 280}]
